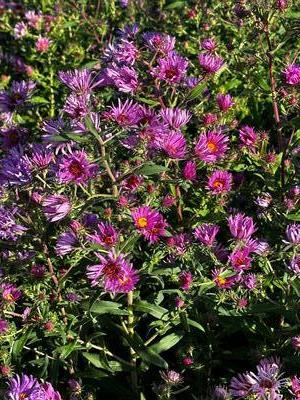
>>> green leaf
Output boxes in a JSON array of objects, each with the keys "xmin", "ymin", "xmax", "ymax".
[
  {"xmin": 136, "ymin": 96, "xmax": 160, "ymax": 106},
  {"xmin": 31, "ymin": 96, "xmax": 49, "ymax": 104},
  {"xmin": 82, "ymin": 352, "xmax": 111, "ymax": 370},
  {"xmin": 150, "ymin": 332, "xmax": 183, "ymax": 353},
  {"xmin": 286, "ymin": 116, "xmax": 300, "ymax": 129},
  {"xmin": 125, "ymin": 332, "xmax": 168, "ymax": 369},
  {"xmin": 12, "ymin": 329, "xmax": 32, "ymax": 360},
  {"xmin": 58, "ymin": 342, "xmax": 81, "ymax": 359},
  {"xmin": 286, "ymin": 213, "xmax": 300, "ymax": 221},
  {"xmin": 165, "ymin": 1, "xmax": 185, "ymax": 9},
  {"xmin": 120, "ymin": 233, "xmax": 139, "ymax": 253},
  {"xmin": 137, "ymin": 163, "xmax": 167, "ymax": 176},
  {"xmin": 187, "ymin": 319, "xmax": 205, "ymax": 332},
  {"xmin": 89, "ymin": 300, "xmax": 129, "ymax": 315},
  {"xmin": 186, "ymin": 81, "xmax": 206, "ymax": 101},
  {"xmin": 134, "ymin": 301, "xmax": 168, "ymax": 320},
  {"xmin": 85, "ymin": 116, "xmax": 101, "ymax": 140}
]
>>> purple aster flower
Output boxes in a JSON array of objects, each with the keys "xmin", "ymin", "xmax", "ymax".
[
  {"xmin": 151, "ymin": 52, "xmax": 189, "ymax": 84},
  {"xmin": 0, "ymin": 206, "xmax": 27, "ymax": 241},
  {"xmin": 230, "ymin": 357, "xmax": 285, "ymax": 399},
  {"xmin": 35, "ymin": 36, "xmax": 51, "ymax": 53},
  {"xmin": 184, "ymin": 76, "xmax": 201, "ymax": 88},
  {"xmin": 27, "ymin": 144, "xmax": 54, "ymax": 170},
  {"xmin": 291, "ymin": 376, "xmax": 300, "ymax": 399},
  {"xmin": 41, "ymin": 118, "xmax": 74, "ymax": 154},
  {"xmin": 283, "ymin": 64, "xmax": 300, "ymax": 86},
  {"xmin": 160, "ymin": 370, "xmax": 183, "ymax": 386},
  {"xmin": 182, "ymin": 160, "xmax": 197, "ymax": 181},
  {"xmin": 243, "ymin": 273, "xmax": 257, "ymax": 290},
  {"xmin": 229, "ymin": 248, "xmax": 252, "ymax": 271},
  {"xmin": 203, "ymin": 113, "xmax": 218, "ymax": 126},
  {"xmin": 207, "ymin": 170, "xmax": 233, "ymax": 195},
  {"xmin": 104, "ymin": 39, "xmax": 138, "ymax": 66},
  {"xmin": 213, "ymin": 243, "xmax": 229, "ymax": 262},
  {"xmin": 2, "ymin": 283, "xmax": 22, "ymax": 302},
  {"xmin": 30, "ymin": 264, "xmax": 46, "ymax": 279},
  {"xmin": 87, "ymin": 251, "xmax": 139, "ymax": 293},
  {"xmin": 228, "ymin": 213, "xmax": 256, "ymax": 240},
  {"xmin": 159, "ymin": 108, "xmax": 191, "ymax": 129},
  {"xmin": 0, "ymin": 147, "xmax": 32, "ymax": 186},
  {"xmin": 216, "ymin": 93, "xmax": 234, "ymax": 112},
  {"xmin": 68, "ymin": 379, "xmax": 81, "ymax": 393},
  {"xmin": 255, "ymin": 192, "xmax": 272, "ymax": 208},
  {"xmin": 42, "ymin": 194, "xmax": 71, "ymax": 222},
  {"xmin": 213, "ymin": 386, "xmax": 229, "ymax": 399},
  {"xmin": 194, "ymin": 223, "xmax": 219, "ymax": 246},
  {"xmin": 285, "ymin": 223, "xmax": 300, "ymax": 245},
  {"xmin": 56, "ymin": 150, "xmax": 98, "ymax": 185},
  {"xmin": 195, "ymin": 130, "xmax": 229, "ymax": 163},
  {"xmin": 56, "ymin": 229, "xmax": 79, "ymax": 256},
  {"xmin": 166, "ymin": 233, "xmax": 189, "ymax": 256},
  {"xmin": 63, "ymin": 94, "xmax": 89, "ymax": 119},
  {"xmin": 0, "ymin": 125, "xmax": 27, "ymax": 150},
  {"xmin": 0, "ymin": 80, "xmax": 36, "ymax": 113},
  {"xmin": 201, "ymin": 38, "xmax": 217, "ymax": 51},
  {"xmin": 277, "ymin": 0, "xmax": 288, "ymax": 10},
  {"xmin": 6, "ymin": 374, "xmax": 44, "ymax": 400},
  {"xmin": 65, "ymin": 292, "xmax": 81, "ymax": 303},
  {"xmin": 88, "ymin": 222, "xmax": 119, "ymax": 248},
  {"xmin": 0, "ymin": 319, "xmax": 8, "ymax": 333},
  {"xmin": 41, "ymin": 382, "xmax": 62, "ymax": 400},
  {"xmin": 132, "ymin": 206, "xmax": 167, "ymax": 243},
  {"xmin": 157, "ymin": 130, "xmax": 187, "ymax": 159},
  {"xmin": 239, "ymin": 125, "xmax": 258, "ymax": 151},
  {"xmin": 119, "ymin": 0, "xmax": 129, "ymax": 8},
  {"xmin": 117, "ymin": 24, "xmax": 139, "ymax": 40},
  {"xmin": 212, "ymin": 268, "xmax": 236, "ymax": 289},
  {"xmin": 198, "ymin": 53, "xmax": 224, "ymax": 74},
  {"xmin": 121, "ymin": 175, "xmax": 144, "ymax": 192},
  {"xmin": 143, "ymin": 32, "xmax": 176, "ymax": 54},
  {"xmin": 14, "ymin": 22, "xmax": 28, "ymax": 39},
  {"xmin": 179, "ymin": 271, "xmax": 193, "ymax": 291},
  {"xmin": 106, "ymin": 64, "xmax": 138, "ymax": 93},
  {"xmin": 288, "ymin": 256, "xmax": 300, "ymax": 275},
  {"xmin": 59, "ymin": 69, "xmax": 98, "ymax": 95},
  {"xmin": 291, "ymin": 336, "xmax": 300, "ymax": 351},
  {"xmin": 104, "ymin": 99, "xmax": 141, "ymax": 127}
]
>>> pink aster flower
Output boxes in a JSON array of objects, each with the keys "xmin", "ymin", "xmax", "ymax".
[
  {"xmin": 202, "ymin": 113, "xmax": 218, "ymax": 126},
  {"xmin": 207, "ymin": 170, "xmax": 233, "ymax": 195},
  {"xmin": 243, "ymin": 273, "xmax": 257, "ymax": 290},
  {"xmin": 131, "ymin": 206, "xmax": 167, "ymax": 243},
  {"xmin": 104, "ymin": 99, "xmax": 141, "ymax": 128},
  {"xmin": 194, "ymin": 223, "xmax": 219, "ymax": 246},
  {"xmin": 201, "ymin": 38, "xmax": 217, "ymax": 52},
  {"xmin": 88, "ymin": 222, "xmax": 119, "ymax": 248},
  {"xmin": 285, "ymin": 223, "xmax": 300, "ymax": 245},
  {"xmin": 14, "ymin": 22, "xmax": 28, "ymax": 39},
  {"xmin": 121, "ymin": 175, "xmax": 144, "ymax": 192},
  {"xmin": 182, "ymin": 160, "xmax": 197, "ymax": 181},
  {"xmin": 288, "ymin": 255, "xmax": 300, "ymax": 275},
  {"xmin": 0, "ymin": 319, "xmax": 8, "ymax": 333},
  {"xmin": 151, "ymin": 52, "xmax": 189, "ymax": 84},
  {"xmin": 198, "ymin": 53, "xmax": 224, "ymax": 74},
  {"xmin": 239, "ymin": 125, "xmax": 258, "ymax": 151},
  {"xmin": 291, "ymin": 376, "xmax": 300, "ymax": 399},
  {"xmin": 158, "ymin": 131, "xmax": 187, "ymax": 159},
  {"xmin": 87, "ymin": 251, "xmax": 139, "ymax": 293},
  {"xmin": 212, "ymin": 268, "xmax": 236, "ymax": 289},
  {"xmin": 59, "ymin": 69, "xmax": 98, "ymax": 95},
  {"xmin": 63, "ymin": 94, "xmax": 89, "ymax": 119},
  {"xmin": 56, "ymin": 150, "xmax": 98, "ymax": 185},
  {"xmin": 228, "ymin": 213, "xmax": 256, "ymax": 240},
  {"xmin": 159, "ymin": 108, "xmax": 191, "ymax": 130},
  {"xmin": 143, "ymin": 32, "xmax": 176, "ymax": 54},
  {"xmin": 2, "ymin": 283, "xmax": 22, "ymax": 302},
  {"xmin": 216, "ymin": 93, "xmax": 234, "ymax": 112},
  {"xmin": 283, "ymin": 64, "xmax": 300, "ymax": 86},
  {"xmin": 229, "ymin": 248, "xmax": 252, "ymax": 272},
  {"xmin": 42, "ymin": 194, "xmax": 71, "ymax": 222},
  {"xmin": 195, "ymin": 130, "xmax": 229, "ymax": 163},
  {"xmin": 179, "ymin": 271, "xmax": 193, "ymax": 291},
  {"xmin": 106, "ymin": 64, "xmax": 138, "ymax": 94},
  {"xmin": 25, "ymin": 10, "xmax": 42, "ymax": 28},
  {"xmin": 35, "ymin": 36, "xmax": 51, "ymax": 53}
]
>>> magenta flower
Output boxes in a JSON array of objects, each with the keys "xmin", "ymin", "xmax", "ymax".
[
  {"xmin": 143, "ymin": 32, "xmax": 176, "ymax": 54},
  {"xmin": 228, "ymin": 213, "xmax": 256, "ymax": 240},
  {"xmin": 56, "ymin": 150, "xmax": 98, "ymax": 185},
  {"xmin": 132, "ymin": 206, "xmax": 167, "ymax": 243},
  {"xmin": 216, "ymin": 93, "xmax": 234, "ymax": 112},
  {"xmin": 201, "ymin": 38, "xmax": 217, "ymax": 52},
  {"xmin": 63, "ymin": 94, "xmax": 89, "ymax": 119},
  {"xmin": 285, "ymin": 223, "xmax": 300, "ymax": 245},
  {"xmin": 291, "ymin": 376, "xmax": 300, "ymax": 399},
  {"xmin": 151, "ymin": 52, "xmax": 189, "ymax": 84},
  {"xmin": 243, "ymin": 273, "xmax": 257, "ymax": 290},
  {"xmin": 41, "ymin": 382, "xmax": 62, "ymax": 400},
  {"xmin": 14, "ymin": 22, "xmax": 28, "ymax": 39},
  {"xmin": 212, "ymin": 268, "xmax": 236, "ymax": 289},
  {"xmin": 0, "ymin": 319, "xmax": 8, "ymax": 333},
  {"xmin": 207, "ymin": 170, "xmax": 232, "ymax": 195},
  {"xmin": 35, "ymin": 36, "xmax": 51, "ymax": 53},
  {"xmin": 59, "ymin": 69, "xmax": 97, "ymax": 95},
  {"xmin": 2, "ymin": 283, "xmax": 22, "ymax": 303},
  {"xmin": 288, "ymin": 256, "xmax": 300, "ymax": 275},
  {"xmin": 283, "ymin": 64, "xmax": 300, "ymax": 86},
  {"xmin": 159, "ymin": 131, "xmax": 187, "ymax": 159},
  {"xmin": 291, "ymin": 336, "xmax": 300, "ymax": 351},
  {"xmin": 203, "ymin": 113, "xmax": 218, "ymax": 126},
  {"xmin": 121, "ymin": 175, "xmax": 144, "ymax": 192},
  {"xmin": 25, "ymin": 10, "xmax": 42, "ymax": 28},
  {"xmin": 160, "ymin": 108, "xmax": 191, "ymax": 129},
  {"xmin": 42, "ymin": 194, "xmax": 71, "ymax": 222},
  {"xmin": 198, "ymin": 53, "xmax": 224, "ymax": 73},
  {"xmin": 179, "ymin": 271, "xmax": 193, "ymax": 291},
  {"xmin": 229, "ymin": 248, "xmax": 252, "ymax": 272},
  {"xmin": 194, "ymin": 223, "xmax": 219, "ymax": 246},
  {"xmin": 30, "ymin": 264, "xmax": 46, "ymax": 279},
  {"xmin": 87, "ymin": 252, "xmax": 139, "ymax": 293},
  {"xmin": 182, "ymin": 160, "xmax": 197, "ymax": 181},
  {"xmin": 195, "ymin": 130, "xmax": 229, "ymax": 163},
  {"xmin": 106, "ymin": 64, "xmax": 138, "ymax": 93},
  {"xmin": 88, "ymin": 222, "xmax": 119, "ymax": 248},
  {"xmin": 239, "ymin": 125, "xmax": 258, "ymax": 151},
  {"xmin": 104, "ymin": 99, "xmax": 141, "ymax": 127},
  {"xmin": 104, "ymin": 39, "xmax": 138, "ymax": 66}
]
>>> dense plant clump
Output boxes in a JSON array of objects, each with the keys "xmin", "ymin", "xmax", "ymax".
[{"xmin": 0, "ymin": 0, "xmax": 299, "ymax": 399}]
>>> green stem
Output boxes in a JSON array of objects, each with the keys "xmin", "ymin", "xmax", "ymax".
[{"xmin": 127, "ymin": 291, "xmax": 138, "ymax": 394}]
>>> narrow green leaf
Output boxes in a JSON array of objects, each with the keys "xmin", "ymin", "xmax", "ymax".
[
  {"xmin": 134, "ymin": 301, "xmax": 168, "ymax": 320},
  {"xmin": 150, "ymin": 332, "xmax": 183, "ymax": 353},
  {"xmin": 137, "ymin": 163, "xmax": 167, "ymax": 176},
  {"xmin": 186, "ymin": 81, "xmax": 206, "ymax": 101},
  {"xmin": 89, "ymin": 300, "xmax": 129, "ymax": 315}
]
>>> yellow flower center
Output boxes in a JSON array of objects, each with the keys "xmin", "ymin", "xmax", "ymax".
[
  {"xmin": 3, "ymin": 293, "xmax": 14, "ymax": 302},
  {"xmin": 207, "ymin": 141, "xmax": 218, "ymax": 152},
  {"xmin": 213, "ymin": 180, "xmax": 223, "ymax": 188},
  {"xmin": 137, "ymin": 217, "xmax": 148, "ymax": 228},
  {"xmin": 216, "ymin": 276, "xmax": 227, "ymax": 286}
]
